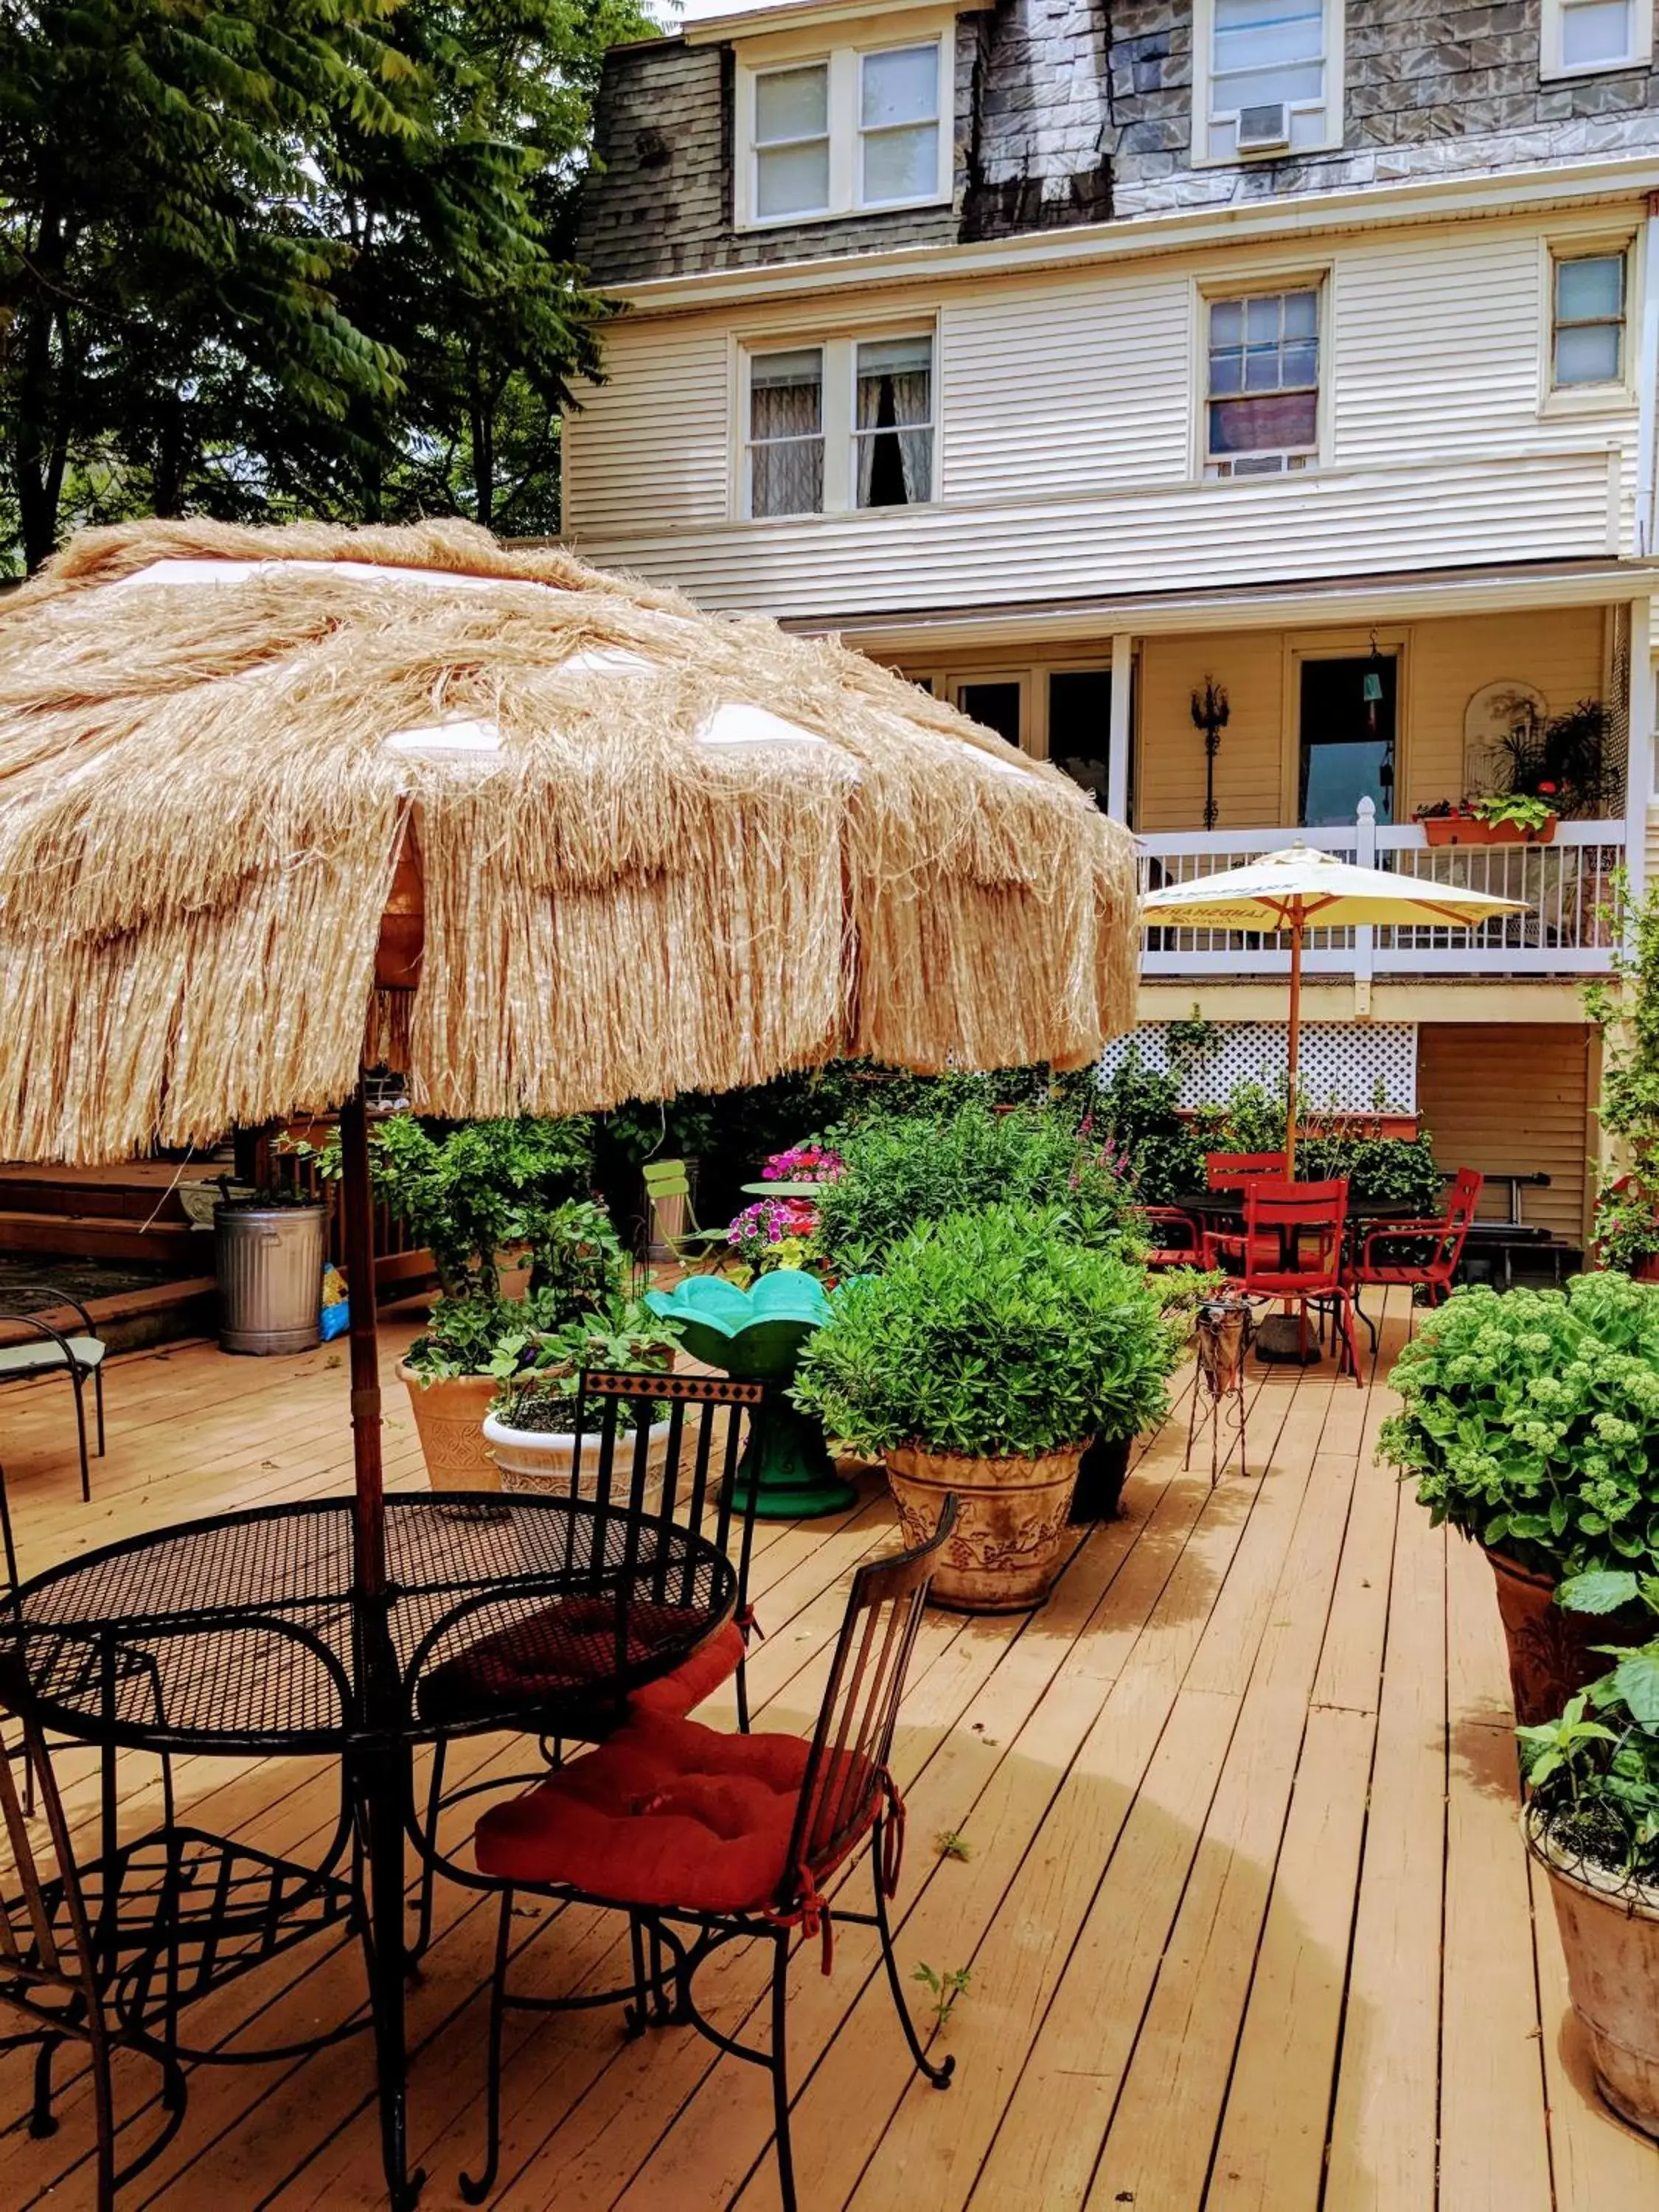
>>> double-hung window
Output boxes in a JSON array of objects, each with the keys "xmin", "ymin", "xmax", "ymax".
[
  {"xmin": 743, "ymin": 332, "xmax": 935, "ymax": 518},
  {"xmin": 1541, "ymin": 0, "xmax": 1652, "ymax": 76},
  {"xmin": 1194, "ymin": 0, "xmax": 1343, "ymax": 163},
  {"xmin": 1550, "ymin": 248, "xmax": 1629, "ymax": 390},
  {"xmin": 1204, "ymin": 287, "xmax": 1321, "ymax": 476},
  {"xmin": 737, "ymin": 32, "xmax": 950, "ymax": 227}
]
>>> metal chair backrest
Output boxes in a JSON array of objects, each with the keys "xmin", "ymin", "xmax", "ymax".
[
  {"xmin": 1429, "ymin": 1167, "xmax": 1484, "ymax": 1281},
  {"xmin": 781, "ymin": 1498, "xmax": 958, "ymax": 1902},
  {"xmin": 0, "ymin": 1647, "xmax": 98, "ymax": 2022},
  {"xmin": 1239, "ymin": 1177, "xmax": 1350, "ymax": 1290},
  {"xmin": 573, "ymin": 1369, "xmax": 763, "ymax": 1616},
  {"xmin": 1206, "ymin": 1152, "xmax": 1287, "ymax": 1192},
  {"xmin": 641, "ymin": 1160, "xmax": 692, "ymax": 1206}
]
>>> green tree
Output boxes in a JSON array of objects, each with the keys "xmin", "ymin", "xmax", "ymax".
[{"xmin": 0, "ymin": 0, "xmax": 647, "ymax": 571}]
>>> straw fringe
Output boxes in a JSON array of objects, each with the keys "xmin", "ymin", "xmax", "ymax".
[{"xmin": 0, "ymin": 519, "xmax": 1138, "ymax": 1164}]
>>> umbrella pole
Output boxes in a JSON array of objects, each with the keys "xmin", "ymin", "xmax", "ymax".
[
  {"xmin": 1285, "ymin": 914, "xmax": 1303, "ymax": 1178},
  {"xmin": 341, "ymin": 1077, "xmax": 386, "ymax": 1601}
]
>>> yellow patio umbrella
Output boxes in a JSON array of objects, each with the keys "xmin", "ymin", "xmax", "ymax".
[{"xmin": 1139, "ymin": 841, "xmax": 1526, "ymax": 1174}]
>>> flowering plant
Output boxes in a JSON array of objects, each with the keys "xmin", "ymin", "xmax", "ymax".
[
  {"xmin": 762, "ymin": 1144, "xmax": 844, "ymax": 1183},
  {"xmin": 1379, "ymin": 1275, "xmax": 1659, "ymax": 1579},
  {"xmin": 728, "ymin": 1194, "xmax": 821, "ymax": 1271}
]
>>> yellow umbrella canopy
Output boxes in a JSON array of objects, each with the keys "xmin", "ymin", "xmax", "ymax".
[
  {"xmin": 0, "ymin": 518, "xmax": 1139, "ymax": 1167},
  {"xmin": 1141, "ymin": 841, "xmax": 1526, "ymax": 1171}
]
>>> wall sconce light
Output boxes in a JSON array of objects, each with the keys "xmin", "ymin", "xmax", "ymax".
[{"xmin": 1190, "ymin": 676, "xmax": 1230, "ymax": 830}]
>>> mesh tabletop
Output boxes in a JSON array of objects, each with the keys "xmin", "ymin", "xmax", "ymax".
[{"xmin": 13, "ymin": 1495, "xmax": 735, "ymax": 1753}]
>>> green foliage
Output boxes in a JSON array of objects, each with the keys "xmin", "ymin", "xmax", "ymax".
[
  {"xmin": 487, "ymin": 1298, "xmax": 675, "ymax": 1430},
  {"xmin": 911, "ymin": 1962, "xmax": 972, "ymax": 2028},
  {"xmin": 1472, "ymin": 791, "xmax": 1556, "ymax": 833},
  {"xmin": 1379, "ymin": 1275, "xmax": 1659, "ymax": 1578},
  {"xmin": 1586, "ymin": 869, "xmax": 1659, "ymax": 1273},
  {"xmin": 1520, "ymin": 1587, "xmax": 1659, "ymax": 1884},
  {"xmin": 1294, "ymin": 1131, "xmax": 1445, "ymax": 1211},
  {"xmin": 793, "ymin": 1206, "xmax": 1178, "ymax": 1460},
  {"xmin": 403, "ymin": 1290, "xmax": 524, "ymax": 1382},
  {"xmin": 0, "ymin": 0, "xmax": 650, "ymax": 570},
  {"xmin": 298, "ymin": 1113, "xmax": 593, "ymax": 1297},
  {"xmin": 810, "ymin": 1100, "xmax": 1130, "ymax": 1274},
  {"xmin": 933, "ymin": 1830, "xmax": 972, "ymax": 1863},
  {"xmin": 527, "ymin": 1197, "xmax": 628, "ymax": 1327},
  {"xmin": 1496, "ymin": 698, "xmax": 1610, "ymax": 818}
]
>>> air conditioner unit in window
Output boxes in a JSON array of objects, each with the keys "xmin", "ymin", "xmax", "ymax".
[{"xmin": 1237, "ymin": 102, "xmax": 1291, "ymax": 153}]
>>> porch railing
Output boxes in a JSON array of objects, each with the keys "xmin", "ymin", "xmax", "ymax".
[{"xmin": 1139, "ymin": 800, "xmax": 1623, "ymax": 979}]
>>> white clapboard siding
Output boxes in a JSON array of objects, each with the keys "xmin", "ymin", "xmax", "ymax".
[
  {"xmin": 565, "ymin": 449, "xmax": 1617, "ymax": 619},
  {"xmin": 564, "ymin": 319, "xmax": 731, "ymax": 535},
  {"xmin": 939, "ymin": 270, "xmax": 1193, "ymax": 501},
  {"xmin": 1332, "ymin": 226, "xmax": 1630, "ymax": 467}
]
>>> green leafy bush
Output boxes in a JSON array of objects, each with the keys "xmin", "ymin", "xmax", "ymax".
[
  {"xmin": 1379, "ymin": 1275, "xmax": 1659, "ymax": 1577},
  {"xmin": 487, "ymin": 1301, "xmax": 676, "ymax": 1432},
  {"xmin": 1520, "ymin": 1572, "xmax": 1659, "ymax": 1885},
  {"xmin": 810, "ymin": 1101, "xmax": 1130, "ymax": 1273},
  {"xmin": 1586, "ymin": 869, "xmax": 1659, "ymax": 1274},
  {"xmin": 792, "ymin": 1205, "xmax": 1177, "ymax": 1460}
]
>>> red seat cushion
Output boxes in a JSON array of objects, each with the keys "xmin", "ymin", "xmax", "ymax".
[
  {"xmin": 417, "ymin": 1596, "xmax": 726, "ymax": 1726},
  {"xmin": 475, "ymin": 1713, "xmax": 818, "ymax": 1909},
  {"xmin": 627, "ymin": 1618, "xmax": 745, "ymax": 1720}
]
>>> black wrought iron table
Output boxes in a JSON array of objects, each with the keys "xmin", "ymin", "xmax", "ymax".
[{"xmin": 11, "ymin": 1492, "xmax": 737, "ymax": 2208}]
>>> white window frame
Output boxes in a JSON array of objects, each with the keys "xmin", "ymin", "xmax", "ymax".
[
  {"xmin": 1193, "ymin": 271, "xmax": 1331, "ymax": 481},
  {"xmin": 1540, "ymin": 232, "xmax": 1638, "ymax": 414},
  {"xmin": 1190, "ymin": 0, "xmax": 1346, "ymax": 167},
  {"xmin": 737, "ymin": 322, "xmax": 939, "ymax": 518},
  {"xmin": 1540, "ymin": 0, "xmax": 1652, "ymax": 80},
  {"xmin": 734, "ymin": 12, "xmax": 955, "ymax": 230}
]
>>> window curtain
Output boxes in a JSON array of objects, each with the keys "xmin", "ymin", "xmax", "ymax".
[
  {"xmin": 751, "ymin": 363, "xmax": 824, "ymax": 516},
  {"xmin": 855, "ymin": 366, "xmax": 931, "ymax": 506}
]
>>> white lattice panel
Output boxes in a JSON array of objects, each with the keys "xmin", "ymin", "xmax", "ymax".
[{"xmin": 1099, "ymin": 1021, "xmax": 1417, "ymax": 1114}]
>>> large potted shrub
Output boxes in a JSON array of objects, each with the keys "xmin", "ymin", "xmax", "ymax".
[
  {"xmin": 1380, "ymin": 1274, "xmax": 1659, "ymax": 1722},
  {"xmin": 1587, "ymin": 871, "xmax": 1659, "ymax": 1278},
  {"xmin": 811, "ymin": 1097, "xmax": 1131, "ymax": 1276},
  {"xmin": 1519, "ymin": 1570, "xmax": 1659, "ymax": 2137},
  {"xmin": 793, "ymin": 1205, "xmax": 1172, "ymax": 1612}
]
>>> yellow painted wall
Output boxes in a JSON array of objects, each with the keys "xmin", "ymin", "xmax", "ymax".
[
  {"xmin": 1136, "ymin": 605, "xmax": 1608, "ymax": 833},
  {"xmin": 1416, "ymin": 1023, "xmax": 1593, "ymax": 1245}
]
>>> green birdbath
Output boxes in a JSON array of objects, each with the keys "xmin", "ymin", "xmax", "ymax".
[{"xmin": 644, "ymin": 1270, "xmax": 856, "ymax": 1520}]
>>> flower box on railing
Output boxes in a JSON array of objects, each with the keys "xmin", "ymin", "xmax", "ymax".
[{"xmin": 1420, "ymin": 815, "xmax": 1557, "ymax": 849}]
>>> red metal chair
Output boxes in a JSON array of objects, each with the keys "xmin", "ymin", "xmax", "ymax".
[
  {"xmin": 1344, "ymin": 1167, "xmax": 1484, "ymax": 1349},
  {"xmin": 1130, "ymin": 1206, "xmax": 1202, "ymax": 1270},
  {"xmin": 1200, "ymin": 1153, "xmax": 1290, "ymax": 1272},
  {"xmin": 453, "ymin": 1502, "xmax": 959, "ymax": 2212},
  {"xmin": 1221, "ymin": 1177, "xmax": 1363, "ymax": 1385}
]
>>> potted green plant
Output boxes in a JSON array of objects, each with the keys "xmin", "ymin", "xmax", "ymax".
[
  {"xmin": 1379, "ymin": 1274, "xmax": 1659, "ymax": 1722},
  {"xmin": 1073, "ymin": 1262, "xmax": 1217, "ymax": 1522},
  {"xmin": 1416, "ymin": 790, "xmax": 1558, "ymax": 847},
  {"xmin": 1519, "ymin": 1568, "xmax": 1659, "ymax": 2138},
  {"xmin": 1587, "ymin": 872, "xmax": 1659, "ymax": 1279},
  {"xmin": 481, "ymin": 1301, "xmax": 678, "ymax": 1495},
  {"xmin": 793, "ymin": 1205, "xmax": 1173, "ymax": 1612}
]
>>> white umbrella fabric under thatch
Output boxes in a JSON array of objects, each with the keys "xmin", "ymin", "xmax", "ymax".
[
  {"xmin": 0, "ymin": 517, "xmax": 1139, "ymax": 1596},
  {"xmin": 1140, "ymin": 842, "xmax": 1526, "ymax": 1172}
]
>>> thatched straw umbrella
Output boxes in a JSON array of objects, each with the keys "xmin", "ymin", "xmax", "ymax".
[{"xmin": 0, "ymin": 518, "xmax": 1138, "ymax": 1593}]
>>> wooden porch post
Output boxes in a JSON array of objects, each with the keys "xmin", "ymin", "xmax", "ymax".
[{"xmin": 1107, "ymin": 635, "xmax": 1135, "ymax": 825}]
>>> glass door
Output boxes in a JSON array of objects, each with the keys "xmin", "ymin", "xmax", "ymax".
[{"xmin": 1298, "ymin": 654, "xmax": 1397, "ymax": 825}]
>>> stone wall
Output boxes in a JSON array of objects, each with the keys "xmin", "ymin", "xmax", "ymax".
[{"xmin": 577, "ymin": 4, "xmax": 1659, "ymax": 286}]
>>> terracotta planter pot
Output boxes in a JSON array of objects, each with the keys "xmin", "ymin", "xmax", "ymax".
[
  {"xmin": 1483, "ymin": 1548, "xmax": 1649, "ymax": 1726},
  {"xmin": 1420, "ymin": 813, "xmax": 1556, "ymax": 847},
  {"xmin": 1530, "ymin": 1820, "xmax": 1659, "ymax": 2138},
  {"xmin": 1071, "ymin": 1433, "xmax": 1133, "ymax": 1524},
  {"xmin": 397, "ymin": 1364, "xmax": 501, "ymax": 1492},
  {"xmin": 886, "ymin": 1442, "xmax": 1085, "ymax": 1613}
]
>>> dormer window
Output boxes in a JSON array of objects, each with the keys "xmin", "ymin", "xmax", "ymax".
[
  {"xmin": 736, "ymin": 27, "xmax": 952, "ymax": 228},
  {"xmin": 1192, "ymin": 0, "xmax": 1344, "ymax": 164}
]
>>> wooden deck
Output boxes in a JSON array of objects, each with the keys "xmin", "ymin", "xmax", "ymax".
[{"xmin": 3, "ymin": 1296, "xmax": 1657, "ymax": 2211}]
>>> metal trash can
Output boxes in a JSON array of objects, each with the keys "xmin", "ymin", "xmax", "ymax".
[{"xmin": 215, "ymin": 1203, "xmax": 330, "ymax": 1354}]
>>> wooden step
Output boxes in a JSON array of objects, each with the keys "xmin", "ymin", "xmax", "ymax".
[
  {"xmin": 0, "ymin": 1208, "xmax": 204, "ymax": 1267},
  {"xmin": 0, "ymin": 1274, "xmax": 216, "ymax": 1354},
  {"xmin": 0, "ymin": 1162, "xmax": 221, "ymax": 1224}
]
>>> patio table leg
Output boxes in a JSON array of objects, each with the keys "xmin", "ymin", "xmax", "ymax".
[{"xmin": 357, "ymin": 1743, "xmax": 425, "ymax": 2211}]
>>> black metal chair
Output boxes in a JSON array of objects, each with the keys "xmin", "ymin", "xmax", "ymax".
[
  {"xmin": 0, "ymin": 1282, "xmax": 108, "ymax": 1501},
  {"xmin": 453, "ymin": 1500, "xmax": 959, "ymax": 2212},
  {"xmin": 412, "ymin": 1369, "xmax": 767, "ymax": 1952},
  {"xmin": 0, "ymin": 1648, "xmax": 188, "ymax": 2210}
]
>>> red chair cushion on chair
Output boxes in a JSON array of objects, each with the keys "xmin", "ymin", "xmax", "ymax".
[
  {"xmin": 627, "ymin": 1618, "xmax": 745, "ymax": 1719},
  {"xmin": 418, "ymin": 1596, "xmax": 726, "ymax": 1725},
  {"xmin": 475, "ymin": 1713, "xmax": 854, "ymax": 1911}
]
